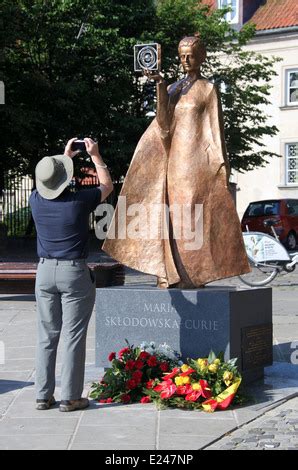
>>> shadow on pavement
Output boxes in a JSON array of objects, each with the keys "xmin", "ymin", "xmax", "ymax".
[
  {"xmin": 0, "ymin": 295, "xmax": 36, "ymax": 301},
  {"xmin": 0, "ymin": 380, "xmax": 34, "ymax": 394}
]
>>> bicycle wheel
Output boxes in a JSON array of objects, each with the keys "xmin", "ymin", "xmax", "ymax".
[{"xmin": 238, "ymin": 260, "xmax": 280, "ymax": 287}]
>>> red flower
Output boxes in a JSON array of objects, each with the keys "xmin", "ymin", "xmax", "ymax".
[
  {"xmin": 176, "ymin": 384, "xmax": 192, "ymax": 395},
  {"xmin": 108, "ymin": 352, "xmax": 116, "ymax": 361},
  {"xmin": 135, "ymin": 360, "xmax": 144, "ymax": 369},
  {"xmin": 139, "ymin": 351, "xmax": 150, "ymax": 360},
  {"xmin": 180, "ymin": 368, "xmax": 195, "ymax": 377},
  {"xmin": 99, "ymin": 399, "xmax": 106, "ymax": 403},
  {"xmin": 140, "ymin": 396, "xmax": 151, "ymax": 404},
  {"xmin": 199, "ymin": 380, "xmax": 212, "ymax": 399},
  {"xmin": 119, "ymin": 347, "xmax": 130, "ymax": 358},
  {"xmin": 160, "ymin": 383, "xmax": 177, "ymax": 399},
  {"xmin": 184, "ymin": 380, "xmax": 212, "ymax": 402},
  {"xmin": 146, "ymin": 380, "xmax": 155, "ymax": 389},
  {"xmin": 106, "ymin": 398, "xmax": 113, "ymax": 403},
  {"xmin": 147, "ymin": 356, "xmax": 158, "ymax": 367},
  {"xmin": 160, "ymin": 362, "xmax": 169, "ymax": 372},
  {"xmin": 162, "ymin": 367, "xmax": 180, "ymax": 380},
  {"xmin": 121, "ymin": 394, "xmax": 131, "ymax": 403},
  {"xmin": 125, "ymin": 359, "xmax": 136, "ymax": 370},
  {"xmin": 185, "ymin": 390, "xmax": 201, "ymax": 402},
  {"xmin": 126, "ymin": 379, "xmax": 138, "ymax": 390},
  {"xmin": 132, "ymin": 370, "xmax": 143, "ymax": 382},
  {"xmin": 154, "ymin": 379, "xmax": 173, "ymax": 392}
]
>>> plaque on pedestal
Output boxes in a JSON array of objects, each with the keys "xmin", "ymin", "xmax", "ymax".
[{"xmin": 95, "ymin": 286, "xmax": 272, "ymax": 383}]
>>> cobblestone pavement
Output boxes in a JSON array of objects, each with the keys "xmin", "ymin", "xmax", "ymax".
[{"xmin": 206, "ymin": 395, "xmax": 298, "ymax": 450}]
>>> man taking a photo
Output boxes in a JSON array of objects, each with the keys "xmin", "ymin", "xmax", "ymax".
[{"xmin": 30, "ymin": 137, "xmax": 113, "ymax": 412}]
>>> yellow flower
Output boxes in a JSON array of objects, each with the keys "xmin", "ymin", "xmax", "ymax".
[
  {"xmin": 192, "ymin": 383, "xmax": 201, "ymax": 391},
  {"xmin": 223, "ymin": 371, "xmax": 234, "ymax": 386},
  {"xmin": 175, "ymin": 376, "xmax": 184, "ymax": 386},
  {"xmin": 208, "ymin": 363, "xmax": 218, "ymax": 374},
  {"xmin": 214, "ymin": 358, "xmax": 221, "ymax": 365},
  {"xmin": 182, "ymin": 376, "xmax": 190, "ymax": 384},
  {"xmin": 197, "ymin": 358, "xmax": 206, "ymax": 365},
  {"xmin": 181, "ymin": 364, "xmax": 190, "ymax": 373},
  {"xmin": 197, "ymin": 358, "xmax": 208, "ymax": 371}
]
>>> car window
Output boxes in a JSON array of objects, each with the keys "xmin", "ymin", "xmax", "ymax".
[
  {"xmin": 246, "ymin": 202, "xmax": 280, "ymax": 217},
  {"xmin": 286, "ymin": 200, "xmax": 298, "ymax": 215}
]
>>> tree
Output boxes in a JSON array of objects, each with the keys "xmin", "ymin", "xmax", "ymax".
[
  {"xmin": 0, "ymin": 0, "xmax": 156, "ymax": 183},
  {"xmin": 0, "ymin": 0, "xmax": 280, "ymax": 186}
]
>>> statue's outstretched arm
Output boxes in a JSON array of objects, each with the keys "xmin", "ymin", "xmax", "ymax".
[{"xmin": 143, "ymin": 69, "xmax": 172, "ymax": 152}]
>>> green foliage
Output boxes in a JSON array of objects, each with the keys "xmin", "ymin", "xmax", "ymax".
[
  {"xmin": 0, "ymin": 0, "xmax": 280, "ymax": 182},
  {"xmin": 3, "ymin": 206, "xmax": 35, "ymax": 237},
  {"xmin": 1, "ymin": 0, "xmax": 155, "ymax": 181}
]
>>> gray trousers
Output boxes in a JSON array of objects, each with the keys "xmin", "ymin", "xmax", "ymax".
[{"xmin": 35, "ymin": 258, "xmax": 96, "ymax": 400}]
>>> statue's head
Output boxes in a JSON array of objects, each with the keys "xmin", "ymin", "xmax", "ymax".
[{"xmin": 178, "ymin": 35, "xmax": 206, "ymax": 73}]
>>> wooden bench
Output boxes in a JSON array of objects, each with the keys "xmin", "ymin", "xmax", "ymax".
[{"xmin": 0, "ymin": 262, "xmax": 125, "ymax": 294}]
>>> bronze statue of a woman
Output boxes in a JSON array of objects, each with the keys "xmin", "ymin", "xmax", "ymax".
[{"xmin": 103, "ymin": 36, "xmax": 250, "ymax": 288}]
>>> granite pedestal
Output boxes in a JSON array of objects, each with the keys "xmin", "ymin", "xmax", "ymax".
[{"xmin": 95, "ymin": 286, "xmax": 272, "ymax": 383}]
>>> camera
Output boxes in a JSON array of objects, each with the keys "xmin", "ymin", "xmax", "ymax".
[
  {"xmin": 134, "ymin": 43, "xmax": 160, "ymax": 72},
  {"xmin": 71, "ymin": 139, "xmax": 86, "ymax": 152}
]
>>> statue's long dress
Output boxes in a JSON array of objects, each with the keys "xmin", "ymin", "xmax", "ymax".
[{"xmin": 103, "ymin": 78, "xmax": 250, "ymax": 287}]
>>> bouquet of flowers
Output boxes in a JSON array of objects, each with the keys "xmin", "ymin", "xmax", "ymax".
[
  {"xmin": 144, "ymin": 351, "xmax": 242, "ymax": 412},
  {"xmin": 89, "ymin": 340, "xmax": 181, "ymax": 404}
]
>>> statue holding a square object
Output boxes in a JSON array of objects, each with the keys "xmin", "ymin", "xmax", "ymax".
[{"xmin": 103, "ymin": 36, "xmax": 250, "ymax": 288}]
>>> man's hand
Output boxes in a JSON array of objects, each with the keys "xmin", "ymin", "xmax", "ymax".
[
  {"xmin": 64, "ymin": 138, "xmax": 80, "ymax": 158},
  {"xmin": 84, "ymin": 137, "xmax": 100, "ymax": 159}
]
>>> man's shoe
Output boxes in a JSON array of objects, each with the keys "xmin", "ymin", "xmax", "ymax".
[
  {"xmin": 59, "ymin": 397, "xmax": 89, "ymax": 412},
  {"xmin": 36, "ymin": 396, "xmax": 56, "ymax": 410}
]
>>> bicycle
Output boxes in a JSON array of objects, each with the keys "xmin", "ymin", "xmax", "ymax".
[{"xmin": 238, "ymin": 223, "xmax": 298, "ymax": 287}]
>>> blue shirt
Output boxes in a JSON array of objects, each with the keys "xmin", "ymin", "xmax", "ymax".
[{"xmin": 29, "ymin": 188, "xmax": 101, "ymax": 259}]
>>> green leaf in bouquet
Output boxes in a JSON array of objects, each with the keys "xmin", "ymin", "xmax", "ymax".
[
  {"xmin": 227, "ymin": 357, "xmax": 238, "ymax": 367},
  {"xmin": 188, "ymin": 358, "xmax": 200, "ymax": 373},
  {"xmin": 142, "ymin": 388, "xmax": 154, "ymax": 398},
  {"xmin": 103, "ymin": 373, "xmax": 114, "ymax": 385},
  {"xmin": 217, "ymin": 351, "xmax": 225, "ymax": 362},
  {"xmin": 207, "ymin": 350, "xmax": 217, "ymax": 364},
  {"xmin": 112, "ymin": 359, "xmax": 123, "ymax": 369},
  {"xmin": 213, "ymin": 381, "xmax": 224, "ymax": 396}
]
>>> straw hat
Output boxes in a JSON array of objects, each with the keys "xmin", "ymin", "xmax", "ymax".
[{"xmin": 35, "ymin": 155, "xmax": 73, "ymax": 200}]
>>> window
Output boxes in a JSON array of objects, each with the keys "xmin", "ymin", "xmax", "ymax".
[
  {"xmin": 245, "ymin": 201, "xmax": 280, "ymax": 217},
  {"xmin": 286, "ymin": 69, "xmax": 298, "ymax": 106},
  {"xmin": 218, "ymin": 0, "xmax": 239, "ymax": 24},
  {"xmin": 286, "ymin": 143, "xmax": 298, "ymax": 185}
]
